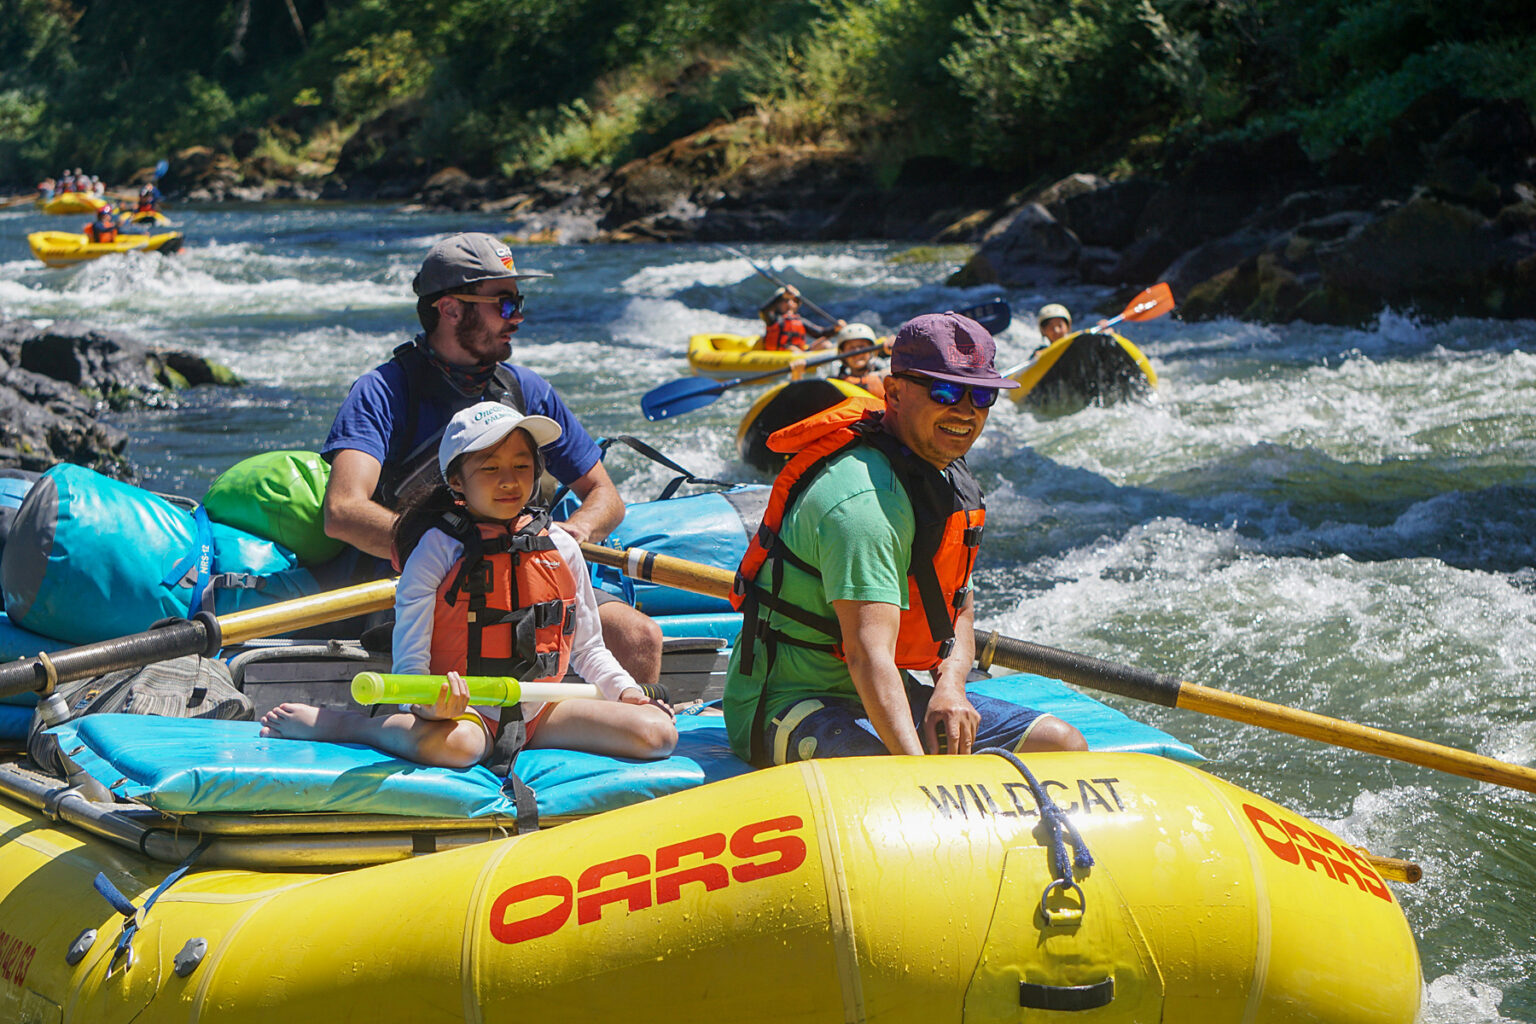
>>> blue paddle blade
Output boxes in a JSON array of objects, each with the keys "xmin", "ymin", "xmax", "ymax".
[
  {"xmin": 641, "ymin": 376, "xmax": 732, "ymax": 421},
  {"xmin": 963, "ymin": 298, "xmax": 1010, "ymax": 335},
  {"xmin": 154, "ymin": 159, "xmax": 169, "ymax": 179}
]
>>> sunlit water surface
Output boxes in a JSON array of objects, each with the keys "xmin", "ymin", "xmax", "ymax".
[{"xmin": 3, "ymin": 202, "xmax": 1535, "ymax": 1020}]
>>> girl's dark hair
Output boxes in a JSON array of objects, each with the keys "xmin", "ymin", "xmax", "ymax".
[{"xmin": 390, "ymin": 428, "xmax": 549, "ymax": 564}]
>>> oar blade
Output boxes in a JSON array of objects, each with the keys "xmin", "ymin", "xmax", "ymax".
[
  {"xmin": 961, "ymin": 299, "xmax": 1011, "ymax": 335},
  {"xmin": 641, "ymin": 376, "xmax": 730, "ymax": 421},
  {"xmin": 1124, "ymin": 282, "xmax": 1175, "ymax": 321}
]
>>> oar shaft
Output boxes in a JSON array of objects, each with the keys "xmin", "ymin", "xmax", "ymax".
[
  {"xmin": 585, "ymin": 541, "xmax": 1536, "ymax": 795},
  {"xmin": 0, "ymin": 578, "xmax": 399, "ymax": 701}
]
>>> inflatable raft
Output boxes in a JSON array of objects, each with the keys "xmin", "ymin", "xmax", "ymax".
[
  {"xmin": 688, "ymin": 332, "xmax": 813, "ymax": 381},
  {"xmin": 39, "ymin": 192, "xmax": 108, "ymax": 215},
  {"xmin": 0, "ymin": 709, "xmax": 1420, "ymax": 1023},
  {"xmin": 1009, "ymin": 330, "xmax": 1157, "ymax": 413},
  {"xmin": 27, "ymin": 230, "xmax": 184, "ymax": 267},
  {"xmin": 737, "ymin": 377, "xmax": 871, "ymax": 472},
  {"xmin": 120, "ymin": 209, "xmax": 172, "ymax": 226}
]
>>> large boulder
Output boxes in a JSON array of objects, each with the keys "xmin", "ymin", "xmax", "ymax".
[{"xmin": 964, "ymin": 202, "xmax": 1082, "ymax": 287}]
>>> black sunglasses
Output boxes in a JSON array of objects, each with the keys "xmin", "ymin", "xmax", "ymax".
[
  {"xmin": 448, "ymin": 293, "xmax": 526, "ymax": 319},
  {"xmin": 893, "ymin": 373, "xmax": 999, "ymax": 409}
]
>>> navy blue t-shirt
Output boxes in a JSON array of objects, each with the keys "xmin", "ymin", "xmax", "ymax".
[{"xmin": 323, "ymin": 356, "xmax": 601, "ymax": 488}]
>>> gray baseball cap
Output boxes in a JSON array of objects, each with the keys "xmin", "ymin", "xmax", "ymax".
[{"xmin": 411, "ymin": 232, "xmax": 552, "ymax": 296}]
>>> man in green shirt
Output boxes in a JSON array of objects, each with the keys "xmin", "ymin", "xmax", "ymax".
[{"xmin": 724, "ymin": 312, "xmax": 1088, "ymax": 765}]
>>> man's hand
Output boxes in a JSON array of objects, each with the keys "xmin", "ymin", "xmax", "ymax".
[{"xmin": 922, "ymin": 682, "xmax": 980, "ymax": 755}]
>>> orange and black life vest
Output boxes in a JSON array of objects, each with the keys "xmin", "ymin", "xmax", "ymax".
[
  {"xmin": 762, "ymin": 315, "xmax": 809, "ymax": 352},
  {"xmin": 729, "ymin": 395, "xmax": 985, "ymax": 763},
  {"xmin": 430, "ymin": 508, "xmax": 579, "ymax": 684},
  {"xmin": 84, "ymin": 219, "xmax": 117, "ymax": 243}
]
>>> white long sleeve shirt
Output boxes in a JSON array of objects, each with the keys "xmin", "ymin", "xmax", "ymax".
[{"xmin": 392, "ymin": 523, "xmax": 639, "ymax": 722}]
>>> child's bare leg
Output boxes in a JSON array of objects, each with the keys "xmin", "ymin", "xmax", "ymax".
[
  {"xmin": 260, "ymin": 703, "xmax": 490, "ymax": 768},
  {"xmin": 527, "ymin": 700, "xmax": 678, "ymax": 760}
]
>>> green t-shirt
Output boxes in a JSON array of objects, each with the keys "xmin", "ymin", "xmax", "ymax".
[{"xmin": 723, "ymin": 445, "xmax": 915, "ymax": 760}]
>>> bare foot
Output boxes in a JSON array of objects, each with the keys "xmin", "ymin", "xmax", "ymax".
[{"xmin": 259, "ymin": 702, "xmax": 348, "ymax": 741}]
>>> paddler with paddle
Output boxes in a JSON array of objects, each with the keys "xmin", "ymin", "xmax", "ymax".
[
  {"xmin": 759, "ymin": 284, "xmax": 845, "ymax": 352},
  {"xmin": 724, "ymin": 311, "xmax": 1088, "ymax": 764},
  {"xmin": 321, "ymin": 232, "xmax": 664, "ymax": 688},
  {"xmin": 826, "ymin": 322, "xmax": 889, "ymax": 398}
]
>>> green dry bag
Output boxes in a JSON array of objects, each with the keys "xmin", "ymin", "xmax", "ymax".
[{"xmin": 203, "ymin": 450, "xmax": 343, "ymax": 565}]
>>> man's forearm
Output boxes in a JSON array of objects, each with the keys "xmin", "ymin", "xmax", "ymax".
[
  {"xmin": 846, "ymin": 650, "xmax": 924, "ymax": 756},
  {"xmin": 561, "ymin": 484, "xmax": 624, "ymax": 542},
  {"xmin": 324, "ymin": 500, "xmax": 398, "ymax": 560}
]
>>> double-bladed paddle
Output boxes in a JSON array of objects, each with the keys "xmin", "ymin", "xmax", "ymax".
[
  {"xmin": 642, "ymin": 298, "xmax": 1012, "ymax": 421},
  {"xmin": 576, "ymin": 539, "xmax": 1536, "ymax": 796},
  {"xmin": 1000, "ymin": 282, "xmax": 1174, "ymax": 378}
]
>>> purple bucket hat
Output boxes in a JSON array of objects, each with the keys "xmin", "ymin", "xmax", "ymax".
[{"xmin": 889, "ymin": 312, "xmax": 1019, "ymax": 388}]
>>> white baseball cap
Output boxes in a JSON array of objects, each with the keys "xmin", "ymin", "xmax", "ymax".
[{"xmin": 438, "ymin": 402, "xmax": 562, "ymax": 477}]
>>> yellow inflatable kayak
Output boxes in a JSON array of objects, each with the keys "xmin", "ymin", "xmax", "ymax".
[
  {"xmin": 737, "ymin": 377, "xmax": 872, "ymax": 472},
  {"xmin": 1009, "ymin": 329, "xmax": 1157, "ymax": 413},
  {"xmin": 0, "ymin": 744, "xmax": 1420, "ymax": 1023},
  {"xmin": 688, "ymin": 333, "xmax": 820, "ymax": 381},
  {"xmin": 120, "ymin": 209, "xmax": 172, "ymax": 226},
  {"xmin": 39, "ymin": 192, "xmax": 109, "ymax": 215},
  {"xmin": 27, "ymin": 230, "xmax": 184, "ymax": 267}
]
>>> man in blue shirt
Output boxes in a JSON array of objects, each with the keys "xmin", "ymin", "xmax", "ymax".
[{"xmin": 322, "ymin": 232, "xmax": 662, "ymax": 685}]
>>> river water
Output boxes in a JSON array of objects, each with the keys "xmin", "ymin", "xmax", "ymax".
[{"xmin": 3, "ymin": 203, "xmax": 1534, "ymax": 1020}]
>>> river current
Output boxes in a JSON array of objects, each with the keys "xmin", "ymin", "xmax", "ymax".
[{"xmin": 2, "ymin": 202, "xmax": 1534, "ymax": 1020}]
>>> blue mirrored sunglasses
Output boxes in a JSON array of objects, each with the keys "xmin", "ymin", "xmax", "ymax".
[
  {"xmin": 448, "ymin": 292, "xmax": 525, "ymax": 319},
  {"xmin": 894, "ymin": 373, "xmax": 999, "ymax": 409}
]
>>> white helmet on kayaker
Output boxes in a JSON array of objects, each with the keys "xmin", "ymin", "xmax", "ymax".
[
  {"xmin": 833, "ymin": 322, "xmax": 877, "ymax": 349},
  {"xmin": 1037, "ymin": 303, "xmax": 1072, "ymax": 330}
]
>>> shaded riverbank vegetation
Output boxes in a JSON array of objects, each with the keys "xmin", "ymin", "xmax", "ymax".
[{"xmin": 4, "ymin": 0, "xmax": 1535, "ymax": 323}]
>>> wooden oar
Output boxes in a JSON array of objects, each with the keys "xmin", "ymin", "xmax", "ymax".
[
  {"xmin": 0, "ymin": 578, "xmax": 398, "ymax": 701},
  {"xmin": 1001, "ymin": 282, "xmax": 1175, "ymax": 378},
  {"xmin": 577, "ymin": 540, "xmax": 1536, "ymax": 795}
]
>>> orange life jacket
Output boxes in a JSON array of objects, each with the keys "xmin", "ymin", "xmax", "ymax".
[
  {"xmin": 729, "ymin": 395, "xmax": 985, "ymax": 760},
  {"xmin": 429, "ymin": 509, "xmax": 578, "ymax": 683},
  {"xmin": 762, "ymin": 315, "xmax": 809, "ymax": 352},
  {"xmin": 84, "ymin": 221, "xmax": 117, "ymax": 243}
]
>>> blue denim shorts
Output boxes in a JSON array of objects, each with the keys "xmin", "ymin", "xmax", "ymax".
[{"xmin": 763, "ymin": 682, "xmax": 1051, "ymax": 765}]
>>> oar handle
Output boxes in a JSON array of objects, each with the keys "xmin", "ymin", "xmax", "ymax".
[{"xmin": 350, "ymin": 672, "xmax": 600, "ymax": 707}]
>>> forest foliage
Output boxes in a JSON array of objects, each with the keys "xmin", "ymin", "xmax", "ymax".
[{"xmin": 2, "ymin": 0, "xmax": 1533, "ymax": 186}]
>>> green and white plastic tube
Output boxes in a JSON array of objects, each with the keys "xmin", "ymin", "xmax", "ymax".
[{"xmin": 350, "ymin": 672, "xmax": 601, "ymax": 707}]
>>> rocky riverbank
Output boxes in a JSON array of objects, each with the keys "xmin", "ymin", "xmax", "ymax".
[
  {"xmin": 0, "ymin": 318, "xmax": 240, "ymax": 479},
  {"xmin": 137, "ymin": 96, "xmax": 1536, "ymax": 326}
]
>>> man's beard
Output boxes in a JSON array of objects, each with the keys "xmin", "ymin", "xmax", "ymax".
[{"xmin": 453, "ymin": 313, "xmax": 510, "ymax": 367}]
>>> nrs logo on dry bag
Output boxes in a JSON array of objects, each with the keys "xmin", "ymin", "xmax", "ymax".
[{"xmin": 0, "ymin": 463, "xmax": 317, "ymax": 644}]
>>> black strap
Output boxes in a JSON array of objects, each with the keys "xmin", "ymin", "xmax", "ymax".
[
  {"xmin": 1018, "ymin": 978, "xmax": 1115, "ymax": 1011},
  {"xmin": 547, "ymin": 434, "xmax": 741, "ymax": 508}
]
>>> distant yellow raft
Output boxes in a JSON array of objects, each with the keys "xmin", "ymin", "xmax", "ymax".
[
  {"xmin": 27, "ymin": 230, "xmax": 183, "ymax": 267},
  {"xmin": 39, "ymin": 193, "xmax": 108, "ymax": 215},
  {"xmin": 119, "ymin": 209, "xmax": 171, "ymax": 226},
  {"xmin": 0, "ymin": 751, "xmax": 1420, "ymax": 1022},
  {"xmin": 688, "ymin": 332, "xmax": 810, "ymax": 381}
]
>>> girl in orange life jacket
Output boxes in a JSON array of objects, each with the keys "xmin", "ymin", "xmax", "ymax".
[
  {"xmin": 260, "ymin": 402, "xmax": 677, "ymax": 768},
  {"xmin": 827, "ymin": 322, "xmax": 888, "ymax": 399},
  {"xmin": 759, "ymin": 284, "xmax": 845, "ymax": 352}
]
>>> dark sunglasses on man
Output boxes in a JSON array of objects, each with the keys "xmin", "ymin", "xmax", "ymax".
[
  {"xmin": 893, "ymin": 372, "xmax": 999, "ymax": 409},
  {"xmin": 446, "ymin": 293, "xmax": 525, "ymax": 319}
]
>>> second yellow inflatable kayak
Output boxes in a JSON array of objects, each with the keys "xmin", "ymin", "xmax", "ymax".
[
  {"xmin": 688, "ymin": 333, "xmax": 816, "ymax": 381},
  {"xmin": 27, "ymin": 230, "xmax": 184, "ymax": 267}
]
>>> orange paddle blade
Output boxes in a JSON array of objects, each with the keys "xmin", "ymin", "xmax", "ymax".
[{"xmin": 1123, "ymin": 282, "xmax": 1175, "ymax": 321}]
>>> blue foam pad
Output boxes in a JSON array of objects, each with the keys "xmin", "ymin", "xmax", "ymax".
[
  {"xmin": 0, "ymin": 703, "xmax": 32, "ymax": 740},
  {"xmin": 48, "ymin": 672, "xmax": 1197, "ymax": 819}
]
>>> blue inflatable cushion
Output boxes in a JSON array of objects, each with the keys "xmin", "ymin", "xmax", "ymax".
[{"xmin": 48, "ymin": 673, "xmax": 1198, "ymax": 819}]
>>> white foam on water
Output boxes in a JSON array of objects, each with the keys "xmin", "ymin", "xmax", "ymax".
[{"xmin": 1421, "ymin": 978, "xmax": 1518, "ymax": 1024}]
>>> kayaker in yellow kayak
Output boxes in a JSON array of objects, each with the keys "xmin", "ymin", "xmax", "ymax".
[
  {"xmin": 827, "ymin": 322, "xmax": 889, "ymax": 399},
  {"xmin": 724, "ymin": 312, "xmax": 1088, "ymax": 764},
  {"xmin": 81, "ymin": 205, "xmax": 120, "ymax": 243},
  {"xmin": 759, "ymin": 284, "xmax": 844, "ymax": 352},
  {"xmin": 1038, "ymin": 302, "xmax": 1073, "ymax": 344},
  {"xmin": 262, "ymin": 402, "xmax": 677, "ymax": 767}
]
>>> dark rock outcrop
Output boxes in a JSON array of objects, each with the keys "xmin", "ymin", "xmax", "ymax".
[{"xmin": 0, "ymin": 319, "xmax": 242, "ymax": 480}]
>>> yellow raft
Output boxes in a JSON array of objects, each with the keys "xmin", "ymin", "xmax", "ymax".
[
  {"xmin": 688, "ymin": 332, "xmax": 817, "ymax": 381},
  {"xmin": 1009, "ymin": 330, "xmax": 1158, "ymax": 413},
  {"xmin": 0, "ymin": 750, "xmax": 1420, "ymax": 1023},
  {"xmin": 27, "ymin": 231, "xmax": 184, "ymax": 268},
  {"xmin": 39, "ymin": 193, "xmax": 108, "ymax": 215},
  {"xmin": 119, "ymin": 209, "xmax": 172, "ymax": 226}
]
